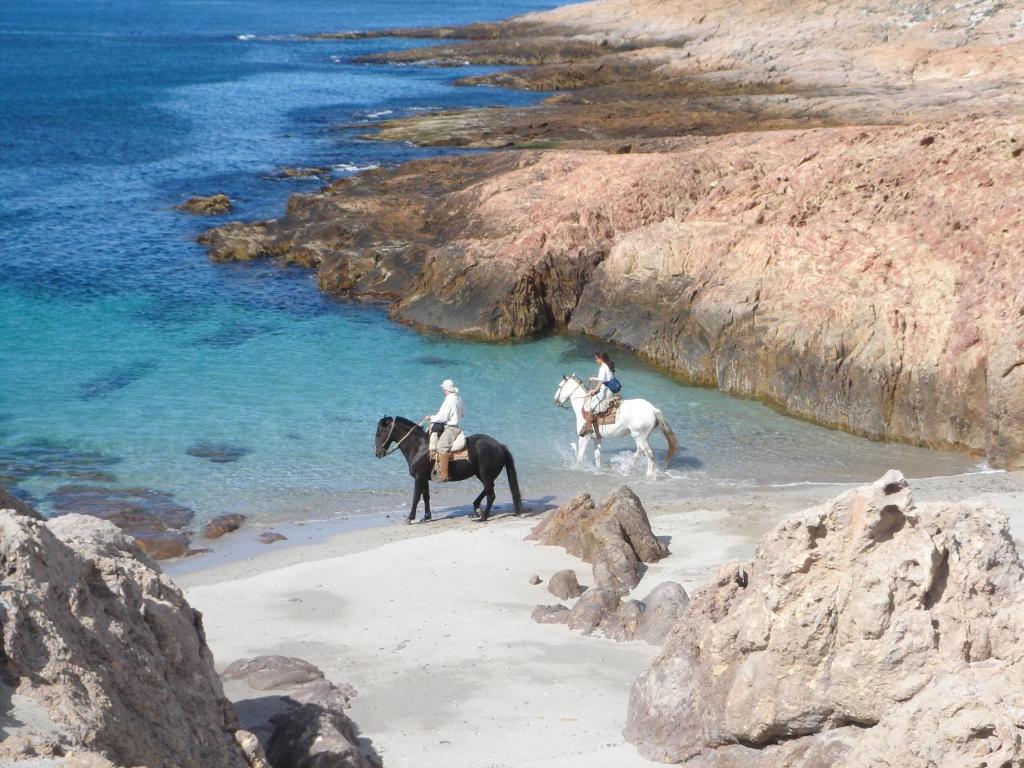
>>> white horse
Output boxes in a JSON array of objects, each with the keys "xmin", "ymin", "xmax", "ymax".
[{"xmin": 553, "ymin": 374, "xmax": 678, "ymax": 477}]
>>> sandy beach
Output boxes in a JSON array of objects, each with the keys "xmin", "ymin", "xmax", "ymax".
[{"xmin": 178, "ymin": 469, "xmax": 1024, "ymax": 768}]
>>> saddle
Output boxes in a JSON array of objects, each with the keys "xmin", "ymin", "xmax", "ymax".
[
  {"xmin": 430, "ymin": 448, "xmax": 470, "ymax": 482},
  {"xmin": 595, "ymin": 395, "xmax": 623, "ymax": 426}
]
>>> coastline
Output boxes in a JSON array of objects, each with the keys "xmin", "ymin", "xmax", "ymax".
[{"xmin": 180, "ymin": 469, "xmax": 1024, "ymax": 767}]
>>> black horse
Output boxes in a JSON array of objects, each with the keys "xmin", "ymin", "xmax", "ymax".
[{"xmin": 374, "ymin": 416, "xmax": 522, "ymax": 523}]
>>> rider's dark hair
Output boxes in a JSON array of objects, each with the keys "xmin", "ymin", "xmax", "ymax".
[{"xmin": 594, "ymin": 350, "xmax": 615, "ymax": 373}]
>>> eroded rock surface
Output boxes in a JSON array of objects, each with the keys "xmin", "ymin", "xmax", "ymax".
[
  {"xmin": 199, "ymin": 0, "xmax": 1024, "ymax": 466},
  {"xmin": 528, "ymin": 486, "xmax": 668, "ymax": 592},
  {"xmin": 223, "ymin": 655, "xmax": 376, "ymax": 768},
  {"xmin": 625, "ymin": 471, "xmax": 1024, "ymax": 766},
  {"xmin": 0, "ymin": 510, "xmax": 250, "ymax": 768}
]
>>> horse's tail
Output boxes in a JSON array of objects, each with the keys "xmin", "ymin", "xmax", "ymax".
[
  {"xmin": 654, "ymin": 409, "xmax": 678, "ymax": 467},
  {"xmin": 503, "ymin": 445, "xmax": 523, "ymax": 515}
]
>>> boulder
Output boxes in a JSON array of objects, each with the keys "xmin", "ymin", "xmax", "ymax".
[
  {"xmin": 633, "ymin": 581, "xmax": 689, "ymax": 645},
  {"xmin": 177, "ymin": 193, "xmax": 233, "ymax": 215},
  {"xmin": 547, "ymin": 568, "xmax": 584, "ymax": 600},
  {"xmin": 265, "ymin": 704, "xmax": 370, "ymax": 768},
  {"xmin": 222, "ymin": 655, "xmax": 327, "ymax": 692},
  {"xmin": 566, "ymin": 587, "xmax": 621, "ymax": 635},
  {"xmin": 0, "ymin": 511, "xmax": 249, "ymax": 768},
  {"xmin": 625, "ymin": 471, "xmax": 1024, "ymax": 766},
  {"xmin": 260, "ymin": 531, "xmax": 287, "ymax": 544},
  {"xmin": 204, "ymin": 514, "xmax": 247, "ymax": 540},
  {"xmin": 528, "ymin": 486, "xmax": 668, "ymax": 591},
  {"xmin": 224, "ymin": 656, "xmax": 375, "ymax": 768}
]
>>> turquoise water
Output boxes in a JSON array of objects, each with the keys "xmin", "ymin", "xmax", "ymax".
[{"xmin": 0, "ymin": 0, "xmax": 978, "ymax": 528}]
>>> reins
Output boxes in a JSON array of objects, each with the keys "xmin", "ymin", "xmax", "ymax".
[
  {"xmin": 555, "ymin": 376, "xmax": 585, "ymax": 408},
  {"xmin": 382, "ymin": 417, "xmax": 428, "ymax": 456}
]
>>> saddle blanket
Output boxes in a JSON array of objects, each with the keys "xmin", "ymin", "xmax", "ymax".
[{"xmin": 595, "ymin": 395, "xmax": 623, "ymax": 426}]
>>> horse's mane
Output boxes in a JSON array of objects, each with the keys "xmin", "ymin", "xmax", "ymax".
[{"xmin": 390, "ymin": 416, "xmax": 425, "ymax": 433}]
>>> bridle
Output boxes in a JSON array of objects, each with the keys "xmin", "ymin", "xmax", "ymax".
[
  {"xmin": 379, "ymin": 417, "xmax": 427, "ymax": 457},
  {"xmin": 554, "ymin": 375, "xmax": 584, "ymax": 409}
]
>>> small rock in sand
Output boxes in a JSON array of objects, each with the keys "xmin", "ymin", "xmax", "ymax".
[
  {"xmin": 260, "ymin": 531, "xmax": 286, "ymax": 544},
  {"xmin": 547, "ymin": 568, "xmax": 584, "ymax": 600},
  {"xmin": 204, "ymin": 513, "xmax": 247, "ymax": 540},
  {"xmin": 531, "ymin": 605, "xmax": 570, "ymax": 624},
  {"xmin": 529, "ymin": 574, "xmax": 542, "ymax": 585}
]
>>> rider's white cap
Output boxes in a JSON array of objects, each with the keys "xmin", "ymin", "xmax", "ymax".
[{"xmin": 441, "ymin": 379, "xmax": 459, "ymax": 393}]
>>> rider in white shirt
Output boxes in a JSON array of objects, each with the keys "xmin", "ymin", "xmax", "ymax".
[
  {"xmin": 424, "ymin": 379, "xmax": 464, "ymax": 481},
  {"xmin": 581, "ymin": 352, "xmax": 617, "ymax": 437}
]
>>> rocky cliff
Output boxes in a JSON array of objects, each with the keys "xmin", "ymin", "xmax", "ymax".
[
  {"xmin": 202, "ymin": 0, "xmax": 1024, "ymax": 465},
  {"xmin": 624, "ymin": 471, "xmax": 1024, "ymax": 766}
]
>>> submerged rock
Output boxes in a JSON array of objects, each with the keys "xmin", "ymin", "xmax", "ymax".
[
  {"xmin": 187, "ymin": 441, "xmax": 254, "ymax": 463},
  {"xmin": 260, "ymin": 531, "xmax": 287, "ymax": 544},
  {"xmin": 46, "ymin": 483, "xmax": 194, "ymax": 560},
  {"xmin": 275, "ymin": 166, "xmax": 332, "ymax": 178},
  {"xmin": 178, "ymin": 193, "xmax": 234, "ymax": 215},
  {"xmin": 625, "ymin": 470, "xmax": 1024, "ymax": 766},
  {"xmin": 0, "ymin": 511, "xmax": 249, "ymax": 767}
]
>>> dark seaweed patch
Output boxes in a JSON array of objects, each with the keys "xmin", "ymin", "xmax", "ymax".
[
  {"xmin": 0, "ymin": 439, "xmax": 121, "ymax": 488},
  {"xmin": 78, "ymin": 361, "xmax": 159, "ymax": 400},
  {"xmin": 185, "ymin": 441, "xmax": 253, "ymax": 463},
  {"xmin": 194, "ymin": 323, "xmax": 275, "ymax": 349}
]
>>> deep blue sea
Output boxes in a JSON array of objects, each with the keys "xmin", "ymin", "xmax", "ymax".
[{"xmin": 0, "ymin": 0, "xmax": 980, "ymax": 531}]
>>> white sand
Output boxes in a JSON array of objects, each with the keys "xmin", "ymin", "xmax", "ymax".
[{"xmin": 180, "ymin": 470, "xmax": 1024, "ymax": 768}]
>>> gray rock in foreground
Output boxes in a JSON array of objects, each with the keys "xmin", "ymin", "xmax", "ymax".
[
  {"xmin": 625, "ymin": 470, "xmax": 1024, "ymax": 766},
  {"xmin": 224, "ymin": 655, "xmax": 377, "ymax": 768},
  {"xmin": 0, "ymin": 510, "xmax": 250, "ymax": 768}
]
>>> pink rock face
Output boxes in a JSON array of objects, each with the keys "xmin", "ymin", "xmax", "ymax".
[{"xmin": 624, "ymin": 471, "xmax": 1024, "ymax": 766}]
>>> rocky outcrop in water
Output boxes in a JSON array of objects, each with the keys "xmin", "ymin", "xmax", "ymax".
[
  {"xmin": 0, "ymin": 510, "xmax": 251, "ymax": 767},
  {"xmin": 624, "ymin": 471, "xmax": 1024, "ymax": 766},
  {"xmin": 178, "ymin": 193, "xmax": 233, "ymax": 215},
  {"xmin": 200, "ymin": 0, "xmax": 1024, "ymax": 466}
]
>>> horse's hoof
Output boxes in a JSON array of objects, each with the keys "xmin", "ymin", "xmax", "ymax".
[
  {"xmin": 422, "ymin": 515, "xmax": 431, "ymax": 523},
  {"xmin": 473, "ymin": 517, "xmax": 489, "ymax": 523},
  {"xmin": 404, "ymin": 518, "xmax": 414, "ymax": 525}
]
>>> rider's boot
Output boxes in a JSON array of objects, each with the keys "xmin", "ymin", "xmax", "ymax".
[
  {"xmin": 579, "ymin": 410, "xmax": 592, "ymax": 437},
  {"xmin": 437, "ymin": 452, "xmax": 451, "ymax": 482}
]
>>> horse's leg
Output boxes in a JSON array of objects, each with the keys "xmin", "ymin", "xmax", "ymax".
[
  {"xmin": 593, "ymin": 436, "xmax": 602, "ymax": 469},
  {"xmin": 422, "ymin": 478, "xmax": 432, "ymax": 521},
  {"xmin": 476, "ymin": 482, "xmax": 496, "ymax": 522},
  {"xmin": 636, "ymin": 433, "xmax": 656, "ymax": 477},
  {"xmin": 575, "ymin": 435, "xmax": 589, "ymax": 464},
  {"xmin": 408, "ymin": 480, "xmax": 422, "ymax": 523},
  {"xmin": 471, "ymin": 487, "xmax": 487, "ymax": 519}
]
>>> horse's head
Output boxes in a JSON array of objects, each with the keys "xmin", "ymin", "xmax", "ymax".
[
  {"xmin": 553, "ymin": 374, "xmax": 581, "ymax": 406},
  {"xmin": 374, "ymin": 416, "xmax": 395, "ymax": 458}
]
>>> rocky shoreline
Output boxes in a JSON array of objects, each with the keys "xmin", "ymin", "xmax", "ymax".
[{"xmin": 199, "ymin": 0, "xmax": 1024, "ymax": 467}]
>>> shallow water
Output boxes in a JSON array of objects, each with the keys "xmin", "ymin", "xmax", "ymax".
[{"xmin": 0, "ymin": 0, "xmax": 979, "ymax": 528}]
